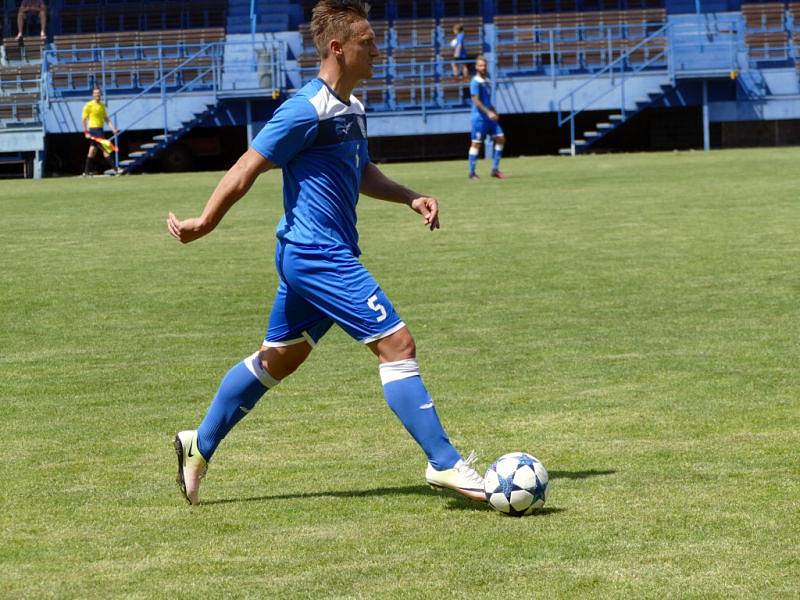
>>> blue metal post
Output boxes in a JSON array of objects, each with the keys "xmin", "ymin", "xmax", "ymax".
[
  {"xmin": 570, "ymin": 95, "xmax": 575, "ymax": 156},
  {"xmin": 161, "ymin": 63, "xmax": 168, "ymax": 140},
  {"xmin": 246, "ymin": 99, "xmax": 253, "ymax": 143},
  {"xmin": 620, "ymin": 59, "xmax": 626, "ymax": 119},
  {"xmin": 702, "ymin": 79, "xmax": 710, "ymax": 151}
]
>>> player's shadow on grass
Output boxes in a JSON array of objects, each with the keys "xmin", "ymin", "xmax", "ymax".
[
  {"xmin": 205, "ymin": 485, "xmax": 460, "ymax": 506},
  {"xmin": 550, "ymin": 469, "xmax": 616, "ymax": 480},
  {"xmin": 202, "ymin": 469, "xmax": 613, "ymax": 510}
]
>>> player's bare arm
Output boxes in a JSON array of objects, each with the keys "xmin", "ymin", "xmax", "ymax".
[
  {"xmin": 359, "ymin": 161, "xmax": 440, "ymax": 231},
  {"xmin": 471, "ymin": 95, "xmax": 499, "ymax": 121},
  {"xmin": 167, "ymin": 148, "xmax": 274, "ymax": 243}
]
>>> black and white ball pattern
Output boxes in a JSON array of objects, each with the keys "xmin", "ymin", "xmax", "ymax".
[{"xmin": 484, "ymin": 452, "xmax": 549, "ymax": 516}]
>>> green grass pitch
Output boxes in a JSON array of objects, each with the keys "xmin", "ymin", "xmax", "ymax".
[{"xmin": 1, "ymin": 148, "xmax": 799, "ymax": 598}]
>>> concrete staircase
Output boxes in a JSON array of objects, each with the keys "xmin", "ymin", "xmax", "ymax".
[
  {"xmin": 114, "ymin": 102, "xmax": 218, "ymax": 174},
  {"xmin": 559, "ymin": 76, "xmax": 675, "ymax": 155}
]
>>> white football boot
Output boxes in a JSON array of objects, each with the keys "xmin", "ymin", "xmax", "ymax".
[
  {"xmin": 174, "ymin": 430, "xmax": 208, "ymax": 505},
  {"xmin": 425, "ymin": 451, "xmax": 486, "ymax": 502}
]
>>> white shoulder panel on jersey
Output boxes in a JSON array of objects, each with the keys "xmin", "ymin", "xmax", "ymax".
[{"xmin": 307, "ymin": 83, "xmax": 366, "ymax": 121}]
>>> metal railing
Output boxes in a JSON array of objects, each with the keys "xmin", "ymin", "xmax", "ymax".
[
  {"xmin": 293, "ymin": 58, "xmax": 471, "ymax": 116},
  {"xmin": 493, "ymin": 20, "xmax": 671, "ymax": 80},
  {"xmin": 105, "ymin": 41, "xmax": 222, "ymax": 148},
  {"xmin": 670, "ymin": 16, "xmax": 741, "ymax": 76},
  {"xmin": 39, "ymin": 38, "xmax": 286, "ymax": 166},
  {"xmin": 556, "ymin": 23, "xmax": 673, "ymax": 154},
  {"xmin": 0, "ymin": 97, "xmax": 40, "ymax": 125}
]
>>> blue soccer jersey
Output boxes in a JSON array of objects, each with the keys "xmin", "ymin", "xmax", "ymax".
[
  {"xmin": 252, "ymin": 78, "xmax": 403, "ymax": 345},
  {"xmin": 252, "ymin": 78, "xmax": 371, "ymax": 256},
  {"xmin": 470, "ymin": 74, "xmax": 494, "ymax": 122},
  {"xmin": 451, "ymin": 31, "xmax": 467, "ymax": 59}
]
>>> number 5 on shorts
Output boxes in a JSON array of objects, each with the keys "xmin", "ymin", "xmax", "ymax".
[{"xmin": 367, "ymin": 294, "xmax": 387, "ymax": 322}]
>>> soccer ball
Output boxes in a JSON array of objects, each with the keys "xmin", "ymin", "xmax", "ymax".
[{"xmin": 484, "ymin": 452, "xmax": 549, "ymax": 516}]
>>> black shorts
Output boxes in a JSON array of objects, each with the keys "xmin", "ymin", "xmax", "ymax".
[{"xmin": 88, "ymin": 128, "xmax": 106, "ymax": 150}]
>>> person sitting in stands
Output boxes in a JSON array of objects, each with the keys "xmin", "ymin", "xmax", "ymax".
[{"xmin": 16, "ymin": 0, "xmax": 47, "ymax": 41}]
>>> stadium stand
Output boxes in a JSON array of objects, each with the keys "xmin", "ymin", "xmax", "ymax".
[
  {"xmin": 0, "ymin": 93, "xmax": 39, "ymax": 123},
  {"xmin": 55, "ymin": 0, "xmax": 226, "ymax": 35},
  {"xmin": 439, "ymin": 15, "xmax": 483, "ymax": 57},
  {"xmin": 742, "ymin": 3, "xmax": 790, "ymax": 62},
  {"xmin": 441, "ymin": 0, "xmax": 482, "ymax": 17},
  {"xmin": 0, "ymin": 28, "xmax": 43, "ymax": 134},
  {"xmin": 494, "ymin": 8, "xmax": 667, "ymax": 74},
  {"xmin": 395, "ymin": 0, "xmax": 435, "ymax": 19},
  {"xmin": 2, "ymin": 35, "xmax": 46, "ymax": 62},
  {"xmin": 4, "ymin": 0, "xmax": 800, "ymax": 177},
  {"xmin": 49, "ymin": 28, "xmax": 224, "ymax": 93},
  {"xmin": 393, "ymin": 17, "xmax": 437, "ymax": 48}
]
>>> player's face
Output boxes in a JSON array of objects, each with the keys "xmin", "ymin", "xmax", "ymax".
[
  {"xmin": 341, "ymin": 19, "xmax": 379, "ymax": 82},
  {"xmin": 92, "ymin": 89, "xmax": 101, "ymax": 102},
  {"xmin": 475, "ymin": 59, "xmax": 487, "ymax": 77}
]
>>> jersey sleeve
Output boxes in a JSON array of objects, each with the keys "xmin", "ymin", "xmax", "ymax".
[
  {"xmin": 251, "ymin": 97, "xmax": 318, "ymax": 167},
  {"xmin": 81, "ymin": 102, "xmax": 90, "ymax": 120},
  {"xmin": 469, "ymin": 79, "xmax": 480, "ymax": 97}
]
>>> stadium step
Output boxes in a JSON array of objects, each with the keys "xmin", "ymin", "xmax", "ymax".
[
  {"xmin": 595, "ymin": 122, "xmax": 613, "ymax": 130},
  {"xmin": 558, "ymin": 139, "xmax": 588, "ymax": 155},
  {"xmin": 608, "ymin": 114, "xmax": 624, "ymax": 122},
  {"xmin": 117, "ymin": 103, "xmax": 220, "ymax": 174},
  {"xmin": 584, "ymin": 131, "xmax": 601, "ymax": 138}
]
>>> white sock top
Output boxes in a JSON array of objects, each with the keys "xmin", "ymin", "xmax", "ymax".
[{"xmin": 379, "ymin": 358, "xmax": 420, "ymax": 385}]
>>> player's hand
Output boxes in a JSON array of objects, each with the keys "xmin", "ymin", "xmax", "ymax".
[
  {"xmin": 84, "ymin": 132, "xmax": 90, "ymax": 139},
  {"xmin": 488, "ymin": 110, "xmax": 500, "ymax": 122},
  {"xmin": 410, "ymin": 197, "xmax": 440, "ymax": 231},
  {"xmin": 167, "ymin": 212, "xmax": 208, "ymax": 243}
]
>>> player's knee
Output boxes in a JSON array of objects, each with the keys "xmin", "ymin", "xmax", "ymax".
[
  {"xmin": 258, "ymin": 343, "xmax": 311, "ymax": 380},
  {"xmin": 373, "ymin": 327, "xmax": 416, "ymax": 362},
  {"xmin": 395, "ymin": 331, "xmax": 416, "ymax": 359}
]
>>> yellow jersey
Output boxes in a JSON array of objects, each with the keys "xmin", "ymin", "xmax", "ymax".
[{"xmin": 82, "ymin": 100, "xmax": 107, "ymax": 129}]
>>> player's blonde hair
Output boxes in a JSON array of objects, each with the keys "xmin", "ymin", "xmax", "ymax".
[{"xmin": 311, "ymin": 0, "xmax": 371, "ymax": 58}]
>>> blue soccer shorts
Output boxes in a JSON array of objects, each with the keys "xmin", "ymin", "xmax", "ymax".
[
  {"xmin": 263, "ymin": 241, "xmax": 405, "ymax": 347},
  {"xmin": 471, "ymin": 118, "xmax": 504, "ymax": 143}
]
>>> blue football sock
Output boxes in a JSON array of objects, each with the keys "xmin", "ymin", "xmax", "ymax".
[
  {"xmin": 492, "ymin": 144, "xmax": 504, "ymax": 171},
  {"xmin": 380, "ymin": 359, "xmax": 461, "ymax": 470},
  {"xmin": 196, "ymin": 352, "xmax": 280, "ymax": 460},
  {"xmin": 468, "ymin": 148, "xmax": 479, "ymax": 175}
]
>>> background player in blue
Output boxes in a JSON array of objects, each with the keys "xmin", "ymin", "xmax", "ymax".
[
  {"xmin": 468, "ymin": 55, "xmax": 507, "ymax": 180},
  {"xmin": 167, "ymin": 0, "xmax": 484, "ymax": 506},
  {"xmin": 449, "ymin": 23, "xmax": 469, "ymax": 81}
]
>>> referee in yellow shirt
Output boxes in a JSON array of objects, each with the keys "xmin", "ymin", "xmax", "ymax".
[{"xmin": 82, "ymin": 87, "xmax": 118, "ymax": 176}]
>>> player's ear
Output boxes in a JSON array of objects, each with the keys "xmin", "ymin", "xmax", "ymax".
[{"xmin": 330, "ymin": 38, "xmax": 343, "ymax": 57}]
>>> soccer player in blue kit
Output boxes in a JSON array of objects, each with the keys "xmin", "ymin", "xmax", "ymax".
[
  {"xmin": 468, "ymin": 55, "xmax": 506, "ymax": 180},
  {"xmin": 167, "ymin": 0, "xmax": 484, "ymax": 506}
]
